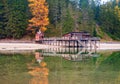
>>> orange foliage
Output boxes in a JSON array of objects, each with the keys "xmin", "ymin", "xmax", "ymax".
[
  {"xmin": 40, "ymin": 27, "xmax": 47, "ymax": 32},
  {"xmin": 28, "ymin": 52, "xmax": 49, "ymax": 84},
  {"xmin": 28, "ymin": 0, "xmax": 49, "ymax": 33},
  {"xmin": 40, "ymin": 61, "xmax": 47, "ymax": 67}
]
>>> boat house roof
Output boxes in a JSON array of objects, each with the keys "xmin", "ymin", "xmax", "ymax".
[{"xmin": 63, "ymin": 31, "xmax": 91, "ymax": 37}]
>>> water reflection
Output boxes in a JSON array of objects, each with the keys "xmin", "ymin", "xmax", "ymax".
[
  {"xmin": 0, "ymin": 48, "xmax": 120, "ymax": 84},
  {"xmin": 37, "ymin": 48, "xmax": 99, "ymax": 62},
  {"xmin": 92, "ymin": 51, "xmax": 120, "ymax": 84},
  {"xmin": 28, "ymin": 52, "xmax": 49, "ymax": 84},
  {"xmin": 34, "ymin": 48, "xmax": 120, "ymax": 84}
]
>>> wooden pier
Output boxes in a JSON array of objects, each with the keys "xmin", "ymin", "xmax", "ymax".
[
  {"xmin": 36, "ymin": 37, "xmax": 100, "ymax": 49},
  {"xmin": 35, "ymin": 31, "xmax": 100, "ymax": 49}
]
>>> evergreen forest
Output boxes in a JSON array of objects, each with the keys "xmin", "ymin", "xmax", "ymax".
[{"xmin": 0, "ymin": 0, "xmax": 120, "ymax": 40}]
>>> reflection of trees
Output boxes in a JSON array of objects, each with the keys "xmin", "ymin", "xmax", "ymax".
[
  {"xmin": 0, "ymin": 54, "xmax": 31, "ymax": 84},
  {"xmin": 92, "ymin": 51, "xmax": 120, "ymax": 84},
  {"xmin": 31, "ymin": 50, "xmax": 120, "ymax": 84},
  {"xmin": 97, "ymin": 51, "xmax": 120, "ymax": 71},
  {"xmin": 28, "ymin": 52, "xmax": 49, "ymax": 84}
]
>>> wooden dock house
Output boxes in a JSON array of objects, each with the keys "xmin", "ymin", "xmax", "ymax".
[
  {"xmin": 35, "ymin": 31, "xmax": 100, "ymax": 49},
  {"xmin": 62, "ymin": 31, "xmax": 91, "ymax": 40}
]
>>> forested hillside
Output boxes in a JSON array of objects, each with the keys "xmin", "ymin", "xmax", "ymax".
[
  {"xmin": 0, "ymin": 0, "xmax": 29, "ymax": 39},
  {"xmin": 0, "ymin": 0, "xmax": 120, "ymax": 40}
]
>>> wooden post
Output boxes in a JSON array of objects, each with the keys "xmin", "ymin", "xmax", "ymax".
[
  {"xmin": 94, "ymin": 41, "xmax": 97, "ymax": 52},
  {"xmin": 61, "ymin": 40, "xmax": 63, "ymax": 46},
  {"xmin": 64, "ymin": 40, "xmax": 66, "ymax": 47},
  {"xmin": 90, "ymin": 40, "xmax": 92, "ymax": 51},
  {"xmin": 69, "ymin": 40, "xmax": 70, "ymax": 47},
  {"xmin": 99, "ymin": 41, "xmax": 100, "ymax": 49},
  {"xmin": 76, "ymin": 41, "xmax": 79, "ymax": 48},
  {"xmin": 74, "ymin": 40, "xmax": 75, "ymax": 47},
  {"xmin": 56, "ymin": 40, "xmax": 58, "ymax": 46},
  {"xmin": 76, "ymin": 40, "xmax": 79, "ymax": 51}
]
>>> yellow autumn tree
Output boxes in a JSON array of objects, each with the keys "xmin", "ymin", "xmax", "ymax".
[
  {"xmin": 28, "ymin": 0, "xmax": 49, "ymax": 33},
  {"xmin": 114, "ymin": 0, "xmax": 120, "ymax": 21}
]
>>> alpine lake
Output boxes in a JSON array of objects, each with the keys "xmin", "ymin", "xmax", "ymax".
[{"xmin": 0, "ymin": 48, "xmax": 120, "ymax": 84}]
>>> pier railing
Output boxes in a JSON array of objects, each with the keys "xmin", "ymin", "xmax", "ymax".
[
  {"xmin": 36, "ymin": 36, "xmax": 100, "ymax": 49},
  {"xmin": 42, "ymin": 37, "xmax": 100, "ymax": 41}
]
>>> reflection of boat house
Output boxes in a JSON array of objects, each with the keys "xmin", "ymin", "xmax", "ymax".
[{"xmin": 37, "ymin": 48, "xmax": 100, "ymax": 62}]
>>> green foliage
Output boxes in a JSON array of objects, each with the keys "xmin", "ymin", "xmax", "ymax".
[
  {"xmin": 46, "ymin": 0, "xmax": 120, "ymax": 39},
  {"xmin": 97, "ymin": 2, "xmax": 120, "ymax": 40},
  {"xmin": 79, "ymin": 0, "xmax": 89, "ymax": 8},
  {"xmin": 1, "ymin": 0, "xmax": 120, "ymax": 40},
  {"xmin": 0, "ymin": 0, "xmax": 6, "ymax": 38},
  {"xmin": 96, "ymin": 27, "xmax": 105, "ymax": 39},
  {"xmin": 0, "ymin": 0, "xmax": 28, "ymax": 39},
  {"xmin": 62, "ymin": 10, "xmax": 74, "ymax": 34},
  {"xmin": 93, "ymin": 27, "xmax": 97, "ymax": 37},
  {"xmin": 47, "ymin": 0, "xmax": 63, "ymax": 26}
]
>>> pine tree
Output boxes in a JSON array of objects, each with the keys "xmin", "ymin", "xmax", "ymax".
[
  {"xmin": 4, "ymin": 0, "xmax": 28, "ymax": 38},
  {"xmin": 63, "ymin": 10, "xmax": 74, "ymax": 34},
  {"xmin": 0, "ymin": 0, "xmax": 7, "ymax": 38}
]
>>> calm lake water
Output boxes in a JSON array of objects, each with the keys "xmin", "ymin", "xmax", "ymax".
[{"xmin": 0, "ymin": 48, "xmax": 120, "ymax": 84}]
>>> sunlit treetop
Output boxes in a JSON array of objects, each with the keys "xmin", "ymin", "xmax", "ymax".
[{"xmin": 114, "ymin": 5, "xmax": 120, "ymax": 21}]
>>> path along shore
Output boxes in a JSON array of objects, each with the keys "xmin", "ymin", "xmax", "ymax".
[
  {"xmin": 0, "ymin": 43, "xmax": 60, "ymax": 50},
  {"xmin": 99, "ymin": 42, "xmax": 120, "ymax": 50},
  {"xmin": 0, "ymin": 42, "xmax": 120, "ymax": 50}
]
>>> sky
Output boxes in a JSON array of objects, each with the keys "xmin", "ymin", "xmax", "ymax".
[
  {"xmin": 101, "ymin": 0, "xmax": 110, "ymax": 4},
  {"xmin": 71, "ymin": 0, "xmax": 111, "ymax": 4}
]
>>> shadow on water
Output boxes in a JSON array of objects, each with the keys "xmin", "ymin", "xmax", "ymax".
[{"xmin": 0, "ymin": 48, "xmax": 120, "ymax": 84}]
